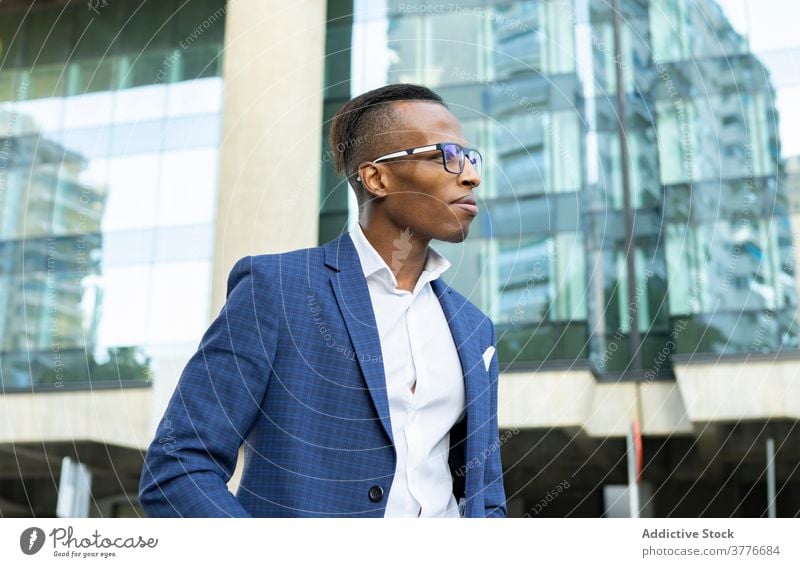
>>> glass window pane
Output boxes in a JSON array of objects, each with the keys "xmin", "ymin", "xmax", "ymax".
[
  {"xmin": 110, "ymin": 120, "xmax": 165, "ymax": 155},
  {"xmin": 319, "ymin": 211, "xmax": 349, "ymax": 246},
  {"xmin": 95, "ymin": 264, "xmax": 152, "ymax": 348},
  {"xmin": 162, "ymin": 114, "xmax": 221, "ymax": 151},
  {"xmin": 53, "ymin": 161, "xmax": 106, "ymax": 238},
  {"xmin": 154, "ymin": 224, "xmax": 214, "ymax": 263},
  {"xmin": 745, "ymin": 0, "xmax": 800, "ymax": 53},
  {"xmin": 554, "ymin": 232, "xmax": 587, "ymax": 321},
  {"xmin": 59, "ymin": 126, "xmax": 112, "ymax": 159},
  {"xmin": 386, "ymin": 16, "xmax": 424, "ymax": 85},
  {"xmin": 147, "ymin": 261, "xmax": 212, "ymax": 344},
  {"xmin": 112, "ymin": 84, "xmax": 167, "ymax": 123},
  {"xmin": 0, "ymin": 13, "xmax": 24, "ymax": 67},
  {"xmin": 0, "ymin": 69, "xmax": 18, "ymax": 102},
  {"xmin": 497, "ymin": 235, "xmax": 553, "ymax": 324},
  {"xmin": 489, "ymin": 197, "xmax": 552, "ymax": 238},
  {"xmin": 325, "ymin": 23, "xmax": 353, "ymax": 99},
  {"xmin": 498, "ymin": 324, "xmax": 558, "ymax": 363},
  {"xmin": 118, "ymin": 50, "xmax": 175, "ymax": 89},
  {"xmin": 178, "ymin": 45, "xmax": 222, "ymax": 82},
  {"xmin": 0, "ymin": 168, "xmax": 30, "ymax": 238},
  {"xmin": 120, "ymin": 1, "xmax": 176, "ymax": 53},
  {"xmin": 21, "ymin": 64, "xmax": 68, "ymax": 100},
  {"xmin": 650, "ymin": 0, "xmax": 750, "ymax": 62},
  {"xmin": 63, "ymin": 91, "xmax": 114, "ymax": 130},
  {"xmin": 22, "ymin": 7, "xmax": 73, "ymax": 67},
  {"xmin": 165, "ymin": 77, "xmax": 223, "ymax": 117},
  {"xmin": 494, "ymin": 2, "xmax": 552, "ymax": 79},
  {"xmin": 175, "ymin": 0, "xmax": 227, "ymax": 46},
  {"xmin": 73, "ymin": 4, "xmax": 121, "ymax": 60},
  {"xmin": 549, "ymin": 111, "xmax": 582, "ymax": 191},
  {"xmin": 157, "ymin": 149, "xmax": 218, "ymax": 226},
  {"xmin": 12, "ymin": 97, "xmax": 64, "ymax": 134},
  {"xmin": 776, "ymin": 87, "xmax": 800, "ymax": 160},
  {"xmin": 102, "ymin": 153, "xmax": 160, "ymax": 231},
  {"xmin": 102, "ymin": 229, "xmax": 156, "ymax": 267},
  {"xmin": 757, "ymin": 49, "xmax": 800, "ymax": 90},
  {"xmin": 425, "ymin": 12, "xmax": 482, "ymax": 87},
  {"xmin": 431, "ymin": 237, "xmax": 494, "ymax": 315},
  {"xmin": 65, "ymin": 57, "xmax": 117, "ymax": 95}
]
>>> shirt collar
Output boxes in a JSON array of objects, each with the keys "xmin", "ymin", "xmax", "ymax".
[{"xmin": 349, "ymin": 221, "xmax": 451, "ymax": 289}]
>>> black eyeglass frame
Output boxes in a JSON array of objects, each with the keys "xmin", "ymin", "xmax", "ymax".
[{"xmin": 356, "ymin": 142, "xmax": 483, "ymax": 181}]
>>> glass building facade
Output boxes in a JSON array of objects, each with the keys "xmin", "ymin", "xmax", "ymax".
[
  {"xmin": 0, "ymin": 0, "xmax": 226, "ymax": 391},
  {"xmin": 321, "ymin": 0, "xmax": 800, "ymax": 378}
]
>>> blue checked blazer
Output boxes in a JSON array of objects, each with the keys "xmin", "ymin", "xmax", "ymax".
[{"xmin": 138, "ymin": 231, "xmax": 507, "ymax": 518}]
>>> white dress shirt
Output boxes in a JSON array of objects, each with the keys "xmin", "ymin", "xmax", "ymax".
[{"xmin": 349, "ymin": 221, "xmax": 466, "ymax": 518}]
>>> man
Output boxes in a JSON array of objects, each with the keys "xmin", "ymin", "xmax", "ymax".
[{"xmin": 138, "ymin": 83, "xmax": 506, "ymax": 518}]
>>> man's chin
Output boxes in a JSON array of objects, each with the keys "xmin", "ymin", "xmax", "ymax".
[{"xmin": 439, "ymin": 226, "xmax": 470, "ymax": 243}]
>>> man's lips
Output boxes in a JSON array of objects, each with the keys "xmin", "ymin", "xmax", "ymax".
[
  {"xmin": 452, "ymin": 195, "xmax": 476, "ymax": 206},
  {"xmin": 451, "ymin": 195, "xmax": 478, "ymax": 216}
]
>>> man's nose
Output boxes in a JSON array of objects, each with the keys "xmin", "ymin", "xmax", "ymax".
[{"xmin": 459, "ymin": 158, "xmax": 480, "ymax": 188}]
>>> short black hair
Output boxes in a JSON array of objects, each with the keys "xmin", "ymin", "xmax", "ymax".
[{"xmin": 328, "ymin": 83, "xmax": 448, "ymax": 205}]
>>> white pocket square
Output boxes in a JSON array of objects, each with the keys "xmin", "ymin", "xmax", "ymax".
[{"xmin": 482, "ymin": 346, "xmax": 496, "ymax": 371}]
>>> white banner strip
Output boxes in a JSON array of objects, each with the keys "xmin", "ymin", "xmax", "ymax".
[{"xmin": 2, "ymin": 518, "xmax": 798, "ymax": 566}]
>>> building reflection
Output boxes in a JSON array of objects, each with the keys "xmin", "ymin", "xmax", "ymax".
[
  {"xmin": 369, "ymin": 0, "xmax": 799, "ymax": 375},
  {"xmin": 0, "ymin": 105, "xmax": 153, "ymax": 389},
  {"xmin": 0, "ymin": 0, "xmax": 225, "ymax": 392}
]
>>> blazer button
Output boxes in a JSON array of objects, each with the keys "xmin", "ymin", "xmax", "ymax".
[{"xmin": 368, "ymin": 485, "xmax": 384, "ymax": 502}]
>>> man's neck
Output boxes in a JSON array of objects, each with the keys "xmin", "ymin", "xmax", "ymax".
[{"xmin": 359, "ymin": 220, "xmax": 430, "ymax": 292}]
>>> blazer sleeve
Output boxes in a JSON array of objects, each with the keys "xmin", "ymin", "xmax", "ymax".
[
  {"xmin": 138, "ymin": 256, "xmax": 278, "ymax": 517},
  {"xmin": 483, "ymin": 322, "xmax": 508, "ymax": 518}
]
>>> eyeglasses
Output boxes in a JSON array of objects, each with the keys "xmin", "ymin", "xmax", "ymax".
[{"xmin": 356, "ymin": 142, "xmax": 482, "ymax": 181}]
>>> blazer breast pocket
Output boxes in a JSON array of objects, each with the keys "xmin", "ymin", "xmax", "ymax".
[{"xmin": 482, "ymin": 346, "xmax": 496, "ymax": 371}]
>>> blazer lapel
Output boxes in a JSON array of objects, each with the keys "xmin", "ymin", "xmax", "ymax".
[
  {"xmin": 431, "ymin": 276, "xmax": 484, "ymax": 408},
  {"xmin": 323, "ymin": 232, "xmax": 487, "ymax": 461},
  {"xmin": 430, "ymin": 278, "xmax": 485, "ymax": 487},
  {"xmin": 324, "ymin": 233, "xmax": 394, "ymax": 446}
]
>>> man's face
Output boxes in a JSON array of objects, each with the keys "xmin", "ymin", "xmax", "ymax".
[{"xmin": 359, "ymin": 101, "xmax": 481, "ymax": 243}]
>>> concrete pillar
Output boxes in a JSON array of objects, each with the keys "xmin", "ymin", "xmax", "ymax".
[{"xmin": 212, "ymin": 0, "xmax": 327, "ymax": 315}]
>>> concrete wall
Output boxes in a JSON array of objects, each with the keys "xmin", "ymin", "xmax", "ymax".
[
  {"xmin": 497, "ymin": 358, "xmax": 800, "ymax": 438},
  {"xmin": 0, "ymin": 389, "xmax": 152, "ymax": 448},
  {"xmin": 674, "ymin": 358, "xmax": 800, "ymax": 421}
]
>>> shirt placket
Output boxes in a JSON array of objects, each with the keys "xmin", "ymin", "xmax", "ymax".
[{"xmin": 404, "ymin": 294, "xmax": 425, "ymax": 517}]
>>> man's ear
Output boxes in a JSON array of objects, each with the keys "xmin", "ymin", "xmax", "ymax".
[{"xmin": 357, "ymin": 162, "xmax": 388, "ymax": 198}]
